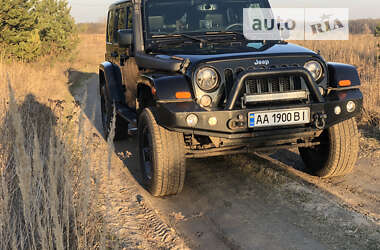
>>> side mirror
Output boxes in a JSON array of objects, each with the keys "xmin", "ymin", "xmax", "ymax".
[{"xmin": 118, "ymin": 29, "xmax": 133, "ymax": 47}]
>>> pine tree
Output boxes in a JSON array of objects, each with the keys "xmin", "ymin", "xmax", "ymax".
[
  {"xmin": 0, "ymin": 0, "xmax": 78, "ymax": 61},
  {"xmin": 36, "ymin": 0, "xmax": 78, "ymax": 56},
  {"xmin": 0, "ymin": 0, "xmax": 42, "ymax": 60}
]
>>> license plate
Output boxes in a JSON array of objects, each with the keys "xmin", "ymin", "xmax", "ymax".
[{"xmin": 248, "ymin": 108, "xmax": 310, "ymax": 128}]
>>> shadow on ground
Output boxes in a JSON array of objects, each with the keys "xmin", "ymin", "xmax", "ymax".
[
  {"xmin": 0, "ymin": 94, "xmax": 79, "ymax": 249},
  {"xmin": 67, "ymin": 71, "xmax": 146, "ymax": 186},
  {"xmin": 359, "ymin": 123, "xmax": 380, "ymax": 141},
  {"xmin": 66, "ymin": 68, "xmax": 98, "ymax": 96}
]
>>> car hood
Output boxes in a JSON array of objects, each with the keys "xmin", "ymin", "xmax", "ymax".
[{"xmin": 156, "ymin": 42, "xmax": 319, "ymax": 66}]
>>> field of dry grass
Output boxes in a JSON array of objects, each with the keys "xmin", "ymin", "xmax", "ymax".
[
  {"xmin": 295, "ymin": 35, "xmax": 380, "ymax": 130},
  {"xmin": 0, "ymin": 34, "xmax": 378, "ymax": 249}
]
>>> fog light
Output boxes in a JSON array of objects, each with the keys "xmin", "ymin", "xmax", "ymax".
[
  {"xmin": 346, "ymin": 101, "xmax": 356, "ymax": 113},
  {"xmin": 186, "ymin": 114, "xmax": 198, "ymax": 127},
  {"xmin": 200, "ymin": 95, "xmax": 212, "ymax": 107},
  {"xmin": 334, "ymin": 106, "xmax": 342, "ymax": 115},
  {"xmin": 208, "ymin": 117, "xmax": 218, "ymax": 126}
]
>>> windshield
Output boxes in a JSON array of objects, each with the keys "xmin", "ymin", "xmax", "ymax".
[{"xmin": 144, "ymin": 0, "xmax": 268, "ymax": 37}]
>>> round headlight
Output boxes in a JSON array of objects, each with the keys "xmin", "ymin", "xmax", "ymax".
[
  {"xmin": 304, "ymin": 61, "xmax": 323, "ymax": 81},
  {"xmin": 196, "ymin": 67, "xmax": 219, "ymax": 91}
]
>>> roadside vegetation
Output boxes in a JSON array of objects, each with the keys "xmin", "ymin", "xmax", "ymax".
[
  {"xmin": 0, "ymin": 2, "xmax": 109, "ymax": 248},
  {"xmin": 0, "ymin": 43, "xmax": 107, "ymax": 249},
  {"xmin": 0, "ymin": 0, "xmax": 77, "ymax": 61},
  {"xmin": 349, "ymin": 19, "xmax": 380, "ymax": 35},
  {"xmin": 376, "ymin": 24, "xmax": 380, "ymax": 37},
  {"xmin": 295, "ymin": 34, "xmax": 380, "ymax": 133}
]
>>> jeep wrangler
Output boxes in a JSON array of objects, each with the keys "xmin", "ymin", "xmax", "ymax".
[{"xmin": 99, "ymin": 0, "xmax": 363, "ymax": 197}]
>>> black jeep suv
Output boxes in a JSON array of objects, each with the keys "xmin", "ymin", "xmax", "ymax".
[{"xmin": 99, "ymin": 0, "xmax": 363, "ymax": 196}]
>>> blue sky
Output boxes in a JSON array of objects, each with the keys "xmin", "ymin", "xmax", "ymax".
[{"xmin": 68, "ymin": 0, "xmax": 380, "ymax": 23}]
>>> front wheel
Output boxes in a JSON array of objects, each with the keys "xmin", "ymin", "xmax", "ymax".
[
  {"xmin": 138, "ymin": 108, "xmax": 186, "ymax": 196},
  {"xmin": 299, "ymin": 118, "xmax": 359, "ymax": 178},
  {"xmin": 100, "ymin": 85, "xmax": 129, "ymax": 141}
]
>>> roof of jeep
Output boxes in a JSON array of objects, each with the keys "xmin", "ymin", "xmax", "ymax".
[
  {"xmin": 109, "ymin": 0, "xmax": 272, "ymax": 10},
  {"xmin": 109, "ymin": 0, "xmax": 131, "ymax": 10}
]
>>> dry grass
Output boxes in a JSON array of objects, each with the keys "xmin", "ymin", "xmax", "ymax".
[
  {"xmin": 0, "ymin": 34, "xmax": 112, "ymax": 249},
  {"xmin": 1, "ymin": 87, "xmax": 83, "ymax": 249},
  {"xmin": 72, "ymin": 34, "xmax": 105, "ymax": 73},
  {"xmin": 66, "ymin": 34, "xmax": 105, "ymax": 94},
  {"xmin": 0, "ymin": 33, "xmax": 378, "ymax": 250},
  {"xmin": 294, "ymin": 35, "xmax": 380, "ymax": 128}
]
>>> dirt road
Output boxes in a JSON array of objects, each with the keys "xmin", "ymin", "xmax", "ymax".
[{"xmin": 76, "ymin": 76, "xmax": 380, "ymax": 250}]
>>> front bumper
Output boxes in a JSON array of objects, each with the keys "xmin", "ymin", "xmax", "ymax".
[{"xmin": 155, "ymin": 88, "xmax": 363, "ymax": 139}]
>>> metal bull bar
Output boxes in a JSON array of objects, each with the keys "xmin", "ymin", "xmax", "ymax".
[{"xmin": 225, "ymin": 67, "xmax": 325, "ymax": 110}]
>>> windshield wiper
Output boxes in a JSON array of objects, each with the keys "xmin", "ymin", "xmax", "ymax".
[
  {"xmin": 172, "ymin": 33, "xmax": 209, "ymax": 44},
  {"xmin": 204, "ymin": 31, "xmax": 287, "ymax": 46},
  {"xmin": 147, "ymin": 33, "xmax": 212, "ymax": 51},
  {"xmin": 206, "ymin": 30, "xmax": 244, "ymax": 36},
  {"xmin": 201, "ymin": 31, "xmax": 247, "ymax": 42},
  {"xmin": 152, "ymin": 33, "xmax": 209, "ymax": 44}
]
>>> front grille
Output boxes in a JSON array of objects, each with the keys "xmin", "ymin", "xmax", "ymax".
[
  {"xmin": 245, "ymin": 76, "xmax": 299, "ymax": 95},
  {"xmin": 221, "ymin": 64, "xmax": 310, "ymax": 108}
]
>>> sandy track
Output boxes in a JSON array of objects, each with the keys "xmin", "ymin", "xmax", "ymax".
[{"xmin": 77, "ymin": 76, "xmax": 380, "ymax": 250}]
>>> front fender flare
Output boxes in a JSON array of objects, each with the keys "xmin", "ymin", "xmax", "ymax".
[
  {"xmin": 140, "ymin": 74, "xmax": 193, "ymax": 101},
  {"xmin": 99, "ymin": 62, "xmax": 125, "ymax": 104},
  {"xmin": 327, "ymin": 62, "xmax": 361, "ymax": 88}
]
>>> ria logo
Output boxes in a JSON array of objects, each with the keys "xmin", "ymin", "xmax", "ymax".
[
  {"xmin": 254, "ymin": 59, "xmax": 270, "ymax": 66},
  {"xmin": 310, "ymin": 13, "xmax": 344, "ymax": 35}
]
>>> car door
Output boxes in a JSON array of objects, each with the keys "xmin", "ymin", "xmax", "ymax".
[{"xmin": 119, "ymin": 5, "xmax": 139, "ymax": 109}]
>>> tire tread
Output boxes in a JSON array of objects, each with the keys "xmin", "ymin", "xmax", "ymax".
[
  {"xmin": 300, "ymin": 118, "xmax": 359, "ymax": 178},
  {"xmin": 139, "ymin": 108, "xmax": 186, "ymax": 196}
]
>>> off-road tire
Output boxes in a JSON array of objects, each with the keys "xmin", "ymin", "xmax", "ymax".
[
  {"xmin": 299, "ymin": 118, "xmax": 359, "ymax": 178},
  {"xmin": 100, "ymin": 85, "xmax": 129, "ymax": 141},
  {"xmin": 138, "ymin": 108, "xmax": 186, "ymax": 196}
]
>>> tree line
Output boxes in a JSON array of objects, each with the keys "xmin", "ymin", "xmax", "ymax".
[
  {"xmin": 0, "ymin": 0, "xmax": 77, "ymax": 61},
  {"xmin": 349, "ymin": 19, "xmax": 380, "ymax": 35},
  {"xmin": 77, "ymin": 22, "xmax": 106, "ymax": 35}
]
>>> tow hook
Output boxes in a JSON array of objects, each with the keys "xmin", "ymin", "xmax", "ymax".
[{"xmin": 313, "ymin": 113, "xmax": 327, "ymax": 130}]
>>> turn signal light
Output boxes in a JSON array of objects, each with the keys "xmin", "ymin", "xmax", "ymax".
[
  {"xmin": 175, "ymin": 91, "xmax": 191, "ymax": 99},
  {"xmin": 338, "ymin": 80, "xmax": 351, "ymax": 87}
]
